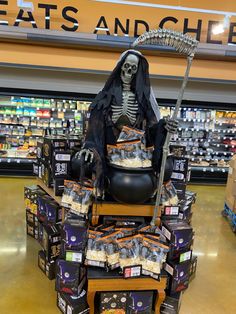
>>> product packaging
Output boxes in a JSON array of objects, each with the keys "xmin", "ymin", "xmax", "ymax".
[
  {"xmin": 37, "ymin": 194, "xmax": 54, "ymax": 222},
  {"xmin": 171, "ymin": 157, "xmax": 189, "ymax": 183},
  {"xmin": 53, "ymin": 178, "xmax": 65, "ymax": 196},
  {"xmin": 117, "ymin": 235, "xmax": 141, "ymax": 270},
  {"xmin": 42, "ymin": 223, "xmax": 61, "ymax": 261},
  {"xmin": 61, "ymin": 180, "xmax": 76, "ymax": 208},
  {"xmin": 38, "ymin": 250, "xmax": 56, "ymax": 280},
  {"xmin": 160, "ymin": 295, "xmax": 182, "ymax": 314},
  {"xmin": 61, "ymin": 219, "xmax": 88, "ymax": 263},
  {"xmin": 43, "ymin": 136, "xmax": 67, "ymax": 163},
  {"xmin": 117, "ymin": 126, "xmax": 145, "ymax": 143},
  {"xmin": 85, "ymin": 230, "xmax": 107, "ymax": 268},
  {"xmin": 161, "ymin": 220, "xmax": 193, "ymax": 261},
  {"xmin": 52, "ymin": 150, "xmax": 71, "ymax": 179},
  {"xmin": 57, "ymin": 290, "xmax": 89, "ymax": 314},
  {"xmin": 55, "ymin": 260, "xmax": 87, "ymax": 296},
  {"xmin": 98, "ymin": 292, "xmax": 128, "ymax": 314},
  {"xmin": 127, "ymin": 291, "xmax": 154, "ymax": 314},
  {"xmin": 140, "ymin": 236, "xmax": 169, "ymax": 279},
  {"xmin": 70, "ymin": 183, "xmax": 93, "ymax": 216},
  {"xmin": 165, "ymin": 260, "xmax": 191, "ymax": 293}
]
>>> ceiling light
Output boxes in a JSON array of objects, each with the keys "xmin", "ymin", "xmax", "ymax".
[{"xmin": 212, "ymin": 24, "xmax": 224, "ymax": 35}]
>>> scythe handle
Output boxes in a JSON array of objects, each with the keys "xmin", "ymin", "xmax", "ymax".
[{"xmin": 151, "ymin": 54, "xmax": 194, "ymax": 226}]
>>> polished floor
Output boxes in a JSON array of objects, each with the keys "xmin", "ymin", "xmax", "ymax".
[{"xmin": 0, "ymin": 178, "xmax": 235, "ymax": 314}]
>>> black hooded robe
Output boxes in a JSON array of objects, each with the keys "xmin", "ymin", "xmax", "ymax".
[{"xmin": 82, "ymin": 50, "xmax": 167, "ymax": 191}]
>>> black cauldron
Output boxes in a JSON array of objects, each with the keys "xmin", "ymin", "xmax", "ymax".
[
  {"xmin": 106, "ymin": 156, "xmax": 173, "ymax": 204},
  {"xmin": 107, "ymin": 164, "xmax": 157, "ymax": 204}
]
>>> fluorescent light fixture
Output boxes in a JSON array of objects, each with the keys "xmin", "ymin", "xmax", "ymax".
[
  {"xmin": 17, "ymin": 0, "xmax": 34, "ymax": 11},
  {"xmin": 212, "ymin": 15, "xmax": 231, "ymax": 35},
  {"xmin": 212, "ymin": 24, "xmax": 224, "ymax": 35}
]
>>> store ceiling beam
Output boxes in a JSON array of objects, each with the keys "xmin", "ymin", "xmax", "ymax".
[{"xmin": 1, "ymin": 26, "xmax": 236, "ymax": 61}]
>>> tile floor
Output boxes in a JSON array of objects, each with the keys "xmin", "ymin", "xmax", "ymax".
[{"xmin": 0, "ymin": 178, "xmax": 235, "ymax": 314}]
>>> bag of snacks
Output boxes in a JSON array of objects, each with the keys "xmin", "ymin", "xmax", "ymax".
[
  {"xmin": 61, "ymin": 180, "xmax": 75, "ymax": 208},
  {"xmin": 103, "ymin": 230, "xmax": 125, "ymax": 270},
  {"xmin": 117, "ymin": 126, "xmax": 145, "ymax": 144},
  {"xmin": 117, "ymin": 235, "xmax": 142, "ymax": 269},
  {"xmin": 70, "ymin": 183, "xmax": 93, "ymax": 216},
  {"xmin": 86, "ymin": 230, "xmax": 107, "ymax": 267},
  {"xmin": 140, "ymin": 236, "xmax": 169, "ymax": 278}
]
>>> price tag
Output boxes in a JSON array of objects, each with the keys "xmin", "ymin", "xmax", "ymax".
[
  {"xmin": 180, "ymin": 250, "xmax": 192, "ymax": 263},
  {"xmin": 164, "ymin": 206, "xmax": 179, "ymax": 216},
  {"xmin": 123, "ymin": 265, "xmax": 142, "ymax": 279}
]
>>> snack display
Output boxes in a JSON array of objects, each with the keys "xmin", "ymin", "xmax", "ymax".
[{"xmin": 107, "ymin": 126, "xmax": 153, "ymax": 168}]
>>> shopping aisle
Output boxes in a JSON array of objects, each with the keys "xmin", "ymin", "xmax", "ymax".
[
  {"xmin": 0, "ymin": 178, "xmax": 235, "ymax": 314},
  {"xmin": 181, "ymin": 185, "xmax": 236, "ymax": 314},
  {"xmin": 0, "ymin": 178, "xmax": 58, "ymax": 314}
]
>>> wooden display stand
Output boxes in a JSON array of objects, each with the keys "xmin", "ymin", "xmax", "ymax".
[
  {"xmin": 92, "ymin": 202, "xmax": 161, "ymax": 226},
  {"xmin": 36, "ymin": 179, "xmax": 167, "ymax": 314},
  {"xmin": 87, "ymin": 269, "xmax": 167, "ymax": 314}
]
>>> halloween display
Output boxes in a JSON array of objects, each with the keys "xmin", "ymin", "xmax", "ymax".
[{"xmin": 76, "ymin": 49, "xmax": 178, "ymax": 200}]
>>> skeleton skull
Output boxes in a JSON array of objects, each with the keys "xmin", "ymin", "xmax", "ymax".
[{"xmin": 121, "ymin": 54, "xmax": 139, "ymax": 84}]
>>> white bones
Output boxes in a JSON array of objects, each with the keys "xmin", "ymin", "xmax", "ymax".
[{"xmin": 112, "ymin": 54, "xmax": 139, "ymax": 126}]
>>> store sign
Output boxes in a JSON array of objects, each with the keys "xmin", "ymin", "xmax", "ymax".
[{"xmin": 1, "ymin": 0, "xmax": 236, "ymax": 44}]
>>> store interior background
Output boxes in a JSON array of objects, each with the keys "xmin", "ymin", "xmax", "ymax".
[{"xmin": 0, "ymin": 0, "xmax": 236, "ymax": 313}]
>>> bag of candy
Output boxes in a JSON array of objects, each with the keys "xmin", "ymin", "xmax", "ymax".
[
  {"xmin": 70, "ymin": 183, "xmax": 93, "ymax": 216},
  {"xmin": 140, "ymin": 236, "xmax": 169, "ymax": 278},
  {"xmin": 117, "ymin": 235, "xmax": 142, "ymax": 269},
  {"xmin": 117, "ymin": 126, "xmax": 145, "ymax": 144},
  {"xmin": 61, "ymin": 180, "xmax": 75, "ymax": 208},
  {"xmin": 85, "ymin": 230, "xmax": 107, "ymax": 267}
]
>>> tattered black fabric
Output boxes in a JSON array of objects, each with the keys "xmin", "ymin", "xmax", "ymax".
[{"xmin": 83, "ymin": 50, "xmax": 167, "ymax": 191}]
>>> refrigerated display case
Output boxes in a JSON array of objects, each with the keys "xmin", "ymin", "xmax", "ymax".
[
  {"xmin": 0, "ymin": 94, "xmax": 91, "ymax": 175},
  {"xmin": 159, "ymin": 103, "xmax": 236, "ymax": 184},
  {"xmin": 0, "ymin": 90, "xmax": 235, "ymax": 182}
]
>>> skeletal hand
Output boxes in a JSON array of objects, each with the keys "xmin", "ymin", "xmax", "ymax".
[
  {"xmin": 78, "ymin": 148, "xmax": 94, "ymax": 163},
  {"xmin": 165, "ymin": 117, "xmax": 178, "ymax": 134}
]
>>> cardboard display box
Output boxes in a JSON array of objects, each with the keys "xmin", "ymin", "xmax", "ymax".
[
  {"xmin": 26, "ymin": 221, "xmax": 38, "ymax": 239},
  {"xmin": 42, "ymin": 223, "xmax": 61, "ymax": 262},
  {"xmin": 61, "ymin": 219, "xmax": 88, "ymax": 264},
  {"xmin": 43, "ymin": 136, "xmax": 67, "ymax": 163},
  {"xmin": 171, "ymin": 157, "xmax": 189, "ymax": 183},
  {"xmin": 56, "ymin": 260, "xmax": 87, "ymax": 296},
  {"xmin": 160, "ymin": 294, "xmax": 182, "ymax": 314},
  {"xmin": 57, "ymin": 290, "xmax": 89, "ymax": 314},
  {"xmin": 165, "ymin": 261, "xmax": 191, "ymax": 293},
  {"xmin": 38, "ymin": 250, "xmax": 56, "ymax": 280}
]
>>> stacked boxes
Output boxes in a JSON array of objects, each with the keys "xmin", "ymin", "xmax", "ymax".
[
  {"xmin": 171, "ymin": 156, "xmax": 189, "ymax": 200},
  {"xmin": 55, "ymin": 190, "xmax": 89, "ymax": 313},
  {"xmin": 162, "ymin": 220, "xmax": 194, "ymax": 294},
  {"xmin": 57, "ymin": 289, "xmax": 89, "ymax": 314},
  {"xmin": 25, "ymin": 184, "xmax": 62, "ymax": 280},
  {"xmin": 35, "ymin": 136, "xmax": 74, "ymax": 195},
  {"xmin": 25, "ymin": 185, "xmax": 45, "ymax": 239}
]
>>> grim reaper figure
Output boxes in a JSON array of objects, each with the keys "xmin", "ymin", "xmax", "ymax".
[{"xmin": 78, "ymin": 50, "xmax": 177, "ymax": 195}]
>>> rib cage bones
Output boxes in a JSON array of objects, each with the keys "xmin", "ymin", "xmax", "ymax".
[{"xmin": 111, "ymin": 84, "xmax": 138, "ymax": 125}]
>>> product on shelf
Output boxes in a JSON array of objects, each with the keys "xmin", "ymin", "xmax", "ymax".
[
  {"xmin": 55, "ymin": 260, "xmax": 87, "ymax": 296},
  {"xmin": 165, "ymin": 260, "xmax": 191, "ymax": 293},
  {"xmin": 38, "ymin": 250, "xmax": 56, "ymax": 280},
  {"xmin": 57, "ymin": 290, "xmax": 89, "ymax": 314},
  {"xmin": 61, "ymin": 219, "xmax": 88, "ymax": 263}
]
